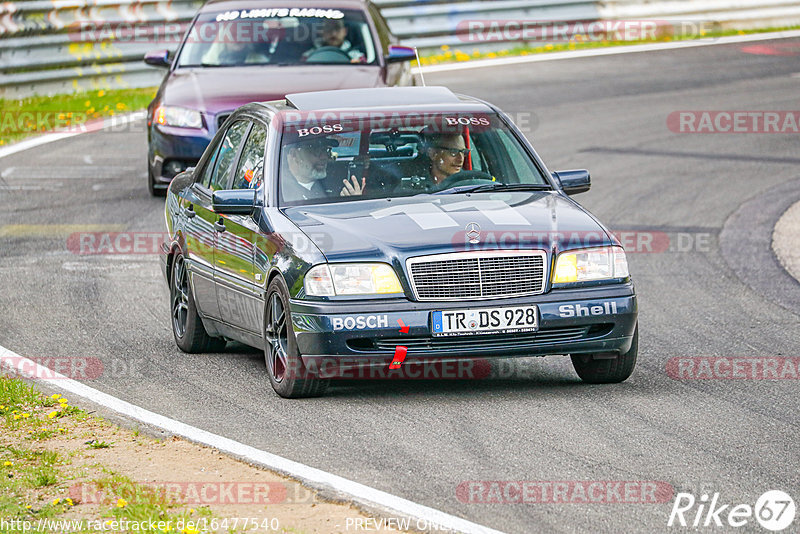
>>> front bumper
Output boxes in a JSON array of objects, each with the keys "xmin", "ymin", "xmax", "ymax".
[
  {"xmin": 290, "ymin": 283, "xmax": 637, "ymax": 372},
  {"xmin": 148, "ymin": 124, "xmax": 209, "ymax": 189}
]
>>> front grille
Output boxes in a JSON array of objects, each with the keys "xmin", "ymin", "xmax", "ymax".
[
  {"xmin": 216, "ymin": 113, "xmax": 232, "ymax": 130},
  {"xmin": 407, "ymin": 251, "xmax": 546, "ymax": 301},
  {"xmin": 347, "ymin": 325, "xmax": 613, "ymax": 353}
]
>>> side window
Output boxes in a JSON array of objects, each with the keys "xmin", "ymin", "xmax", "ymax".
[
  {"xmin": 209, "ymin": 120, "xmax": 249, "ymax": 191},
  {"xmin": 198, "ymin": 138, "xmax": 220, "ymax": 188},
  {"xmin": 232, "ymin": 123, "xmax": 267, "ymax": 190}
]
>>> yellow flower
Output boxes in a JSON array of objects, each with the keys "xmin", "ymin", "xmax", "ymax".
[
  {"xmin": 52, "ymin": 498, "xmax": 60, "ymax": 505},
  {"xmin": 3, "ymin": 461, "xmax": 12, "ymax": 466},
  {"xmin": 116, "ymin": 102, "xmax": 126, "ymax": 110},
  {"xmin": 13, "ymin": 415, "xmax": 21, "ymax": 420},
  {"xmin": 66, "ymin": 498, "xmax": 73, "ymax": 506},
  {"xmin": 116, "ymin": 498, "xmax": 127, "ymax": 508},
  {"xmin": 0, "ymin": 405, "xmax": 5, "ymax": 409},
  {"xmin": 51, "ymin": 394, "xmax": 61, "ymax": 400},
  {"xmin": 86, "ymin": 108, "xmax": 95, "ymax": 114},
  {"xmin": 440, "ymin": 44, "xmax": 450, "ymax": 51},
  {"xmin": 25, "ymin": 505, "xmax": 31, "ymax": 509},
  {"xmin": 84, "ymin": 100, "xmax": 91, "ymax": 107},
  {"xmin": 59, "ymin": 398, "xmax": 68, "ymax": 404},
  {"xmin": 97, "ymin": 90, "xmax": 105, "ymax": 97},
  {"xmin": 48, "ymin": 411, "xmax": 58, "ymax": 419},
  {"xmin": 181, "ymin": 528, "xmax": 200, "ymax": 534},
  {"xmin": 22, "ymin": 413, "xmax": 30, "ymax": 418}
]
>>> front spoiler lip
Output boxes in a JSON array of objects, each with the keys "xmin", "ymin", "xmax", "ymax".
[{"xmin": 290, "ymin": 285, "xmax": 637, "ymax": 370}]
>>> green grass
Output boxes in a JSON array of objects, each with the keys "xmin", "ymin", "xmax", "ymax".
[
  {"xmin": 0, "ymin": 87, "xmax": 156, "ymax": 146},
  {"xmin": 0, "ymin": 444, "xmax": 65, "ymax": 519},
  {"xmin": 420, "ymin": 24, "xmax": 800, "ymax": 66},
  {"xmin": 87, "ymin": 440, "xmax": 111, "ymax": 449}
]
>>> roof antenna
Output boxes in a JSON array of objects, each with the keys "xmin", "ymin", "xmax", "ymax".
[{"xmin": 414, "ymin": 47, "xmax": 426, "ymax": 87}]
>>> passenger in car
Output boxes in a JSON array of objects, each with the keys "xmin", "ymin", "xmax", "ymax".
[{"xmin": 201, "ymin": 21, "xmax": 270, "ymax": 65}]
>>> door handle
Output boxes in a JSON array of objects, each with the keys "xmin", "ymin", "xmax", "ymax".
[
  {"xmin": 214, "ymin": 219, "xmax": 226, "ymax": 233},
  {"xmin": 184, "ymin": 204, "xmax": 196, "ymax": 218}
]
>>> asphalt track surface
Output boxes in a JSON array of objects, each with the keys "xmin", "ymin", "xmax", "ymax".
[{"xmin": 2, "ymin": 38, "xmax": 800, "ymax": 533}]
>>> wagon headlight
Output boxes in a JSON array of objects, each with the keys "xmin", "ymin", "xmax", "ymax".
[
  {"xmin": 155, "ymin": 105, "xmax": 203, "ymax": 129},
  {"xmin": 305, "ymin": 263, "xmax": 403, "ymax": 296},
  {"xmin": 553, "ymin": 246, "xmax": 629, "ymax": 284}
]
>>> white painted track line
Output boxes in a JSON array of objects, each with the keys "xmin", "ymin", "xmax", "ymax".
[
  {"xmin": 0, "ymin": 346, "xmax": 506, "ymax": 534},
  {"xmin": 414, "ymin": 29, "xmax": 800, "ymax": 74}
]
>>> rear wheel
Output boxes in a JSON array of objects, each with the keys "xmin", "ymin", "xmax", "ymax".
[
  {"xmin": 571, "ymin": 324, "xmax": 638, "ymax": 383},
  {"xmin": 264, "ymin": 277, "xmax": 329, "ymax": 398},
  {"xmin": 170, "ymin": 253, "xmax": 226, "ymax": 353}
]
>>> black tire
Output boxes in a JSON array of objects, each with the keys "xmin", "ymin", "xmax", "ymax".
[
  {"xmin": 264, "ymin": 277, "xmax": 329, "ymax": 398},
  {"xmin": 170, "ymin": 253, "xmax": 226, "ymax": 353},
  {"xmin": 571, "ymin": 324, "xmax": 638, "ymax": 384}
]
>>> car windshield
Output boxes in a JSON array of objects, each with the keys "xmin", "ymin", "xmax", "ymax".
[
  {"xmin": 177, "ymin": 9, "xmax": 377, "ymax": 67},
  {"xmin": 278, "ymin": 111, "xmax": 550, "ymax": 206}
]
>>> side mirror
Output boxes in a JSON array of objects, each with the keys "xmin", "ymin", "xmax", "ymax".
[
  {"xmin": 385, "ymin": 45, "xmax": 417, "ymax": 64},
  {"xmin": 144, "ymin": 49, "xmax": 171, "ymax": 68},
  {"xmin": 213, "ymin": 189, "xmax": 256, "ymax": 215},
  {"xmin": 553, "ymin": 169, "xmax": 591, "ymax": 195}
]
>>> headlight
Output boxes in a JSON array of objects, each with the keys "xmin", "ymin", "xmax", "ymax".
[
  {"xmin": 304, "ymin": 263, "xmax": 403, "ymax": 296},
  {"xmin": 553, "ymin": 246, "xmax": 629, "ymax": 284},
  {"xmin": 155, "ymin": 105, "xmax": 203, "ymax": 129}
]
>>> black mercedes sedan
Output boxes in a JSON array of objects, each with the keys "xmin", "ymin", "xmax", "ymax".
[{"xmin": 160, "ymin": 87, "xmax": 638, "ymax": 398}]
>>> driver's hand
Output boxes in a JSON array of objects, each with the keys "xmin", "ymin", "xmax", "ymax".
[{"xmin": 341, "ymin": 175, "xmax": 366, "ymax": 197}]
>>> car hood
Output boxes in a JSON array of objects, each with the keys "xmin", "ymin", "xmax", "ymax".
[
  {"xmin": 282, "ymin": 192, "xmax": 615, "ymax": 262},
  {"xmin": 161, "ymin": 66, "xmax": 383, "ymax": 115}
]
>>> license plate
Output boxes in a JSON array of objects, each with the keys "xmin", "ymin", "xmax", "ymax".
[{"xmin": 431, "ymin": 306, "xmax": 538, "ymax": 337}]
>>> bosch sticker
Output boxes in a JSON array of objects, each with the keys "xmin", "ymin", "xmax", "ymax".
[{"xmin": 331, "ymin": 315, "xmax": 389, "ymax": 331}]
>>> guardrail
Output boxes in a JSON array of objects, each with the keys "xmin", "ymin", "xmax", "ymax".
[{"xmin": 1, "ymin": 0, "xmax": 799, "ymax": 98}]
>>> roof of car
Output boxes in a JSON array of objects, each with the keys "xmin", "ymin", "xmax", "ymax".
[
  {"xmin": 279, "ymin": 87, "xmax": 491, "ymax": 112},
  {"xmin": 201, "ymin": 0, "xmax": 369, "ymax": 12}
]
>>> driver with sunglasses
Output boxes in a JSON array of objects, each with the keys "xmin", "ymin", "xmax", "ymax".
[{"xmin": 424, "ymin": 132, "xmax": 469, "ymax": 185}]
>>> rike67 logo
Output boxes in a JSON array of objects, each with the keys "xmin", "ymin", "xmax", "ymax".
[{"xmin": 668, "ymin": 490, "xmax": 796, "ymax": 531}]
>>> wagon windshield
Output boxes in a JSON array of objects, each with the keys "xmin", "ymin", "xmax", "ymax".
[
  {"xmin": 177, "ymin": 9, "xmax": 377, "ymax": 67},
  {"xmin": 278, "ymin": 112, "xmax": 550, "ymax": 205}
]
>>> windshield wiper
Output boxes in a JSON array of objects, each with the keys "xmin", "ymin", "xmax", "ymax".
[{"xmin": 433, "ymin": 183, "xmax": 552, "ymax": 195}]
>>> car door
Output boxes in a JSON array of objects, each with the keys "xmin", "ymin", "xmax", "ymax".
[
  {"xmin": 184, "ymin": 119, "xmax": 250, "ymax": 319},
  {"xmin": 214, "ymin": 120, "xmax": 267, "ymax": 334}
]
